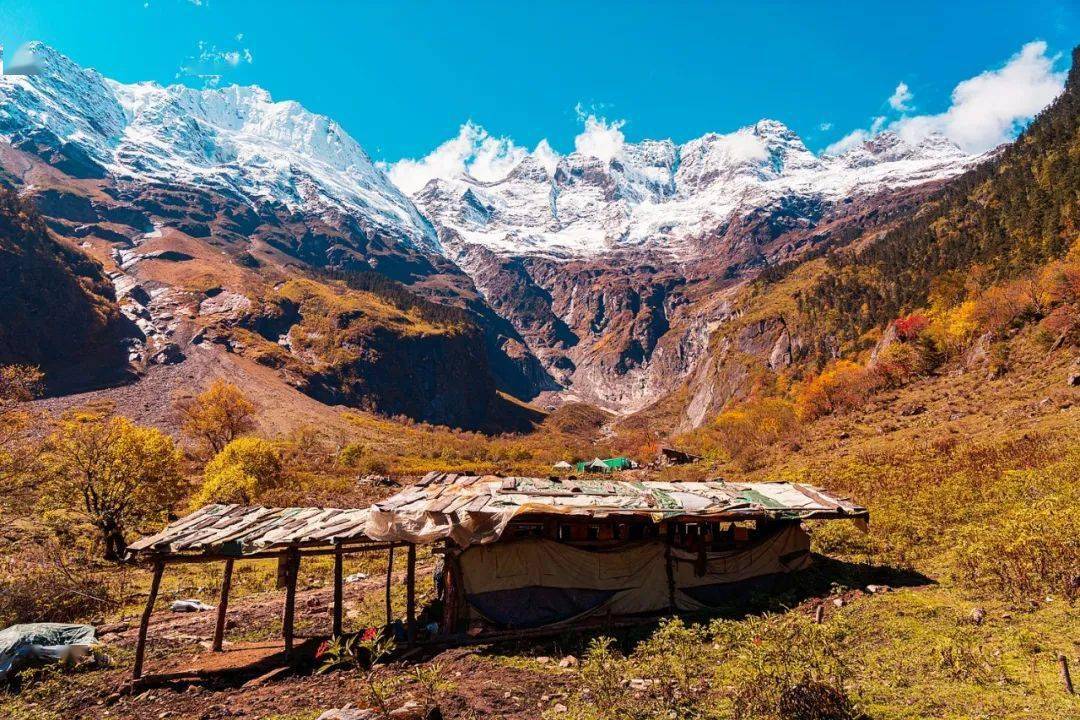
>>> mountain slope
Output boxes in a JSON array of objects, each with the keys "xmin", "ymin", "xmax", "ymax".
[{"xmin": 0, "ymin": 186, "xmax": 121, "ymax": 370}]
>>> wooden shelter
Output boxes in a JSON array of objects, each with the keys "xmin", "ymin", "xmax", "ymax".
[{"xmin": 124, "ymin": 504, "xmax": 414, "ymax": 680}]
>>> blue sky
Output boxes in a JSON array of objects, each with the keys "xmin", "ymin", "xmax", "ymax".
[{"xmin": 1, "ymin": 0, "xmax": 1076, "ymax": 175}]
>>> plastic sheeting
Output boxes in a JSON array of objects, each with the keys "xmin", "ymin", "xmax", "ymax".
[
  {"xmin": 453, "ymin": 523, "xmax": 812, "ymax": 628},
  {"xmin": 0, "ymin": 623, "xmax": 97, "ymax": 682}
]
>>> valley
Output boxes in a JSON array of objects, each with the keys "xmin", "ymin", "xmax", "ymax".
[{"xmin": 0, "ymin": 33, "xmax": 1077, "ymax": 720}]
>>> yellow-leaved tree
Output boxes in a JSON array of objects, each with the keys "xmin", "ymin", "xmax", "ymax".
[
  {"xmin": 194, "ymin": 436, "xmax": 283, "ymax": 506},
  {"xmin": 40, "ymin": 405, "xmax": 185, "ymax": 561},
  {"xmin": 0, "ymin": 364, "xmax": 43, "ymax": 485},
  {"xmin": 177, "ymin": 379, "xmax": 256, "ymax": 457}
]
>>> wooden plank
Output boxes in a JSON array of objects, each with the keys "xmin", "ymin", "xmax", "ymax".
[
  {"xmin": 212, "ymin": 558, "xmax": 233, "ymax": 652},
  {"xmin": 793, "ymin": 483, "xmax": 842, "ymax": 510},
  {"xmin": 385, "ymin": 545, "xmax": 395, "ymax": 625},
  {"xmin": 133, "ymin": 561, "xmax": 164, "ymax": 679},
  {"xmin": 406, "ymin": 543, "xmax": 417, "ymax": 647}
]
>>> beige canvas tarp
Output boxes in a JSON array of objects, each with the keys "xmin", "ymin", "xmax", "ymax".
[
  {"xmin": 452, "ymin": 523, "xmax": 811, "ymax": 628},
  {"xmin": 366, "ymin": 474, "xmax": 868, "ymax": 549}
]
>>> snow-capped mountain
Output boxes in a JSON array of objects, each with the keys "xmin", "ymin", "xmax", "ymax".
[
  {"xmin": 0, "ymin": 42, "xmax": 438, "ymax": 252},
  {"xmin": 412, "ymin": 119, "xmax": 978, "ymax": 261}
]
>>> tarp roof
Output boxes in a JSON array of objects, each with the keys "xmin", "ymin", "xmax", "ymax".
[
  {"xmin": 127, "ymin": 504, "xmax": 372, "ymax": 560},
  {"xmin": 365, "ymin": 473, "xmax": 867, "ymax": 547},
  {"xmin": 127, "ymin": 476, "xmax": 868, "ymax": 559}
]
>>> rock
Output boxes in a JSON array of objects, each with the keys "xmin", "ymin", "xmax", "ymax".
[
  {"xmin": 316, "ymin": 710, "xmax": 376, "ymax": 720},
  {"xmin": 150, "ymin": 342, "xmax": 184, "ymax": 365},
  {"xmin": 900, "ymin": 403, "xmax": 926, "ymax": 416},
  {"xmin": 832, "ymin": 598, "xmax": 845, "ymax": 608},
  {"xmin": 553, "ymin": 703, "xmax": 568, "ymax": 713},
  {"xmin": 558, "ymin": 655, "xmax": 578, "ymax": 668},
  {"xmin": 345, "ymin": 572, "xmax": 368, "ymax": 584},
  {"xmin": 970, "ymin": 607, "xmax": 986, "ymax": 625},
  {"xmin": 536, "ymin": 656, "xmax": 552, "ymax": 664},
  {"xmin": 1068, "ymin": 370, "xmax": 1080, "ymax": 387},
  {"xmin": 865, "ymin": 584, "xmax": 890, "ymax": 594}
]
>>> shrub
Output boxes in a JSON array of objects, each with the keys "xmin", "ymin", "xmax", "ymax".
[
  {"xmin": 177, "ymin": 379, "xmax": 256, "ymax": 457},
  {"xmin": 795, "ymin": 361, "xmax": 880, "ymax": 421},
  {"xmin": 893, "ymin": 313, "xmax": 929, "ymax": 341},
  {"xmin": 195, "ymin": 437, "xmax": 284, "ymax": 506}
]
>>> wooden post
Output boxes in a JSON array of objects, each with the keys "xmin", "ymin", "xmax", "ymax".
[
  {"xmin": 212, "ymin": 558, "xmax": 234, "ymax": 652},
  {"xmin": 133, "ymin": 561, "xmax": 164, "ymax": 680},
  {"xmin": 1059, "ymin": 654, "xmax": 1075, "ymax": 695},
  {"xmin": 282, "ymin": 546, "xmax": 300, "ymax": 659},
  {"xmin": 384, "ymin": 545, "xmax": 395, "ymax": 626},
  {"xmin": 332, "ymin": 543, "xmax": 343, "ymax": 638},
  {"xmin": 663, "ymin": 523, "xmax": 676, "ymax": 611},
  {"xmin": 814, "ymin": 605, "xmax": 825, "ymax": 624},
  {"xmin": 406, "ymin": 543, "xmax": 417, "ymax": 647}
]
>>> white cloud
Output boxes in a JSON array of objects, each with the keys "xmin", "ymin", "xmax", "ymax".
[
  {"xmin": 819, "ymin": 122, "xmax": 833, "ymax": 132},
  {"xmin": 893, "ymin": 41, "xmax": 1064, "ymax": 152},
  {"xmin": 573, "ymin": 104, "xmax": 625, "ymax": 162},
  {"xmin": 828, "ymin": 41, "xmax": 1065, "ymax": 156},
  {"xmin": 532, "ymin": 139, "xmax": 561, "ymax": 176},
  {"xmin": 824, "ymin": 116, "xmax": 886, "ymax": 155},
  {"xmin": 386, "ymin": 122, "xmax": 536, "ymax": 194},
  {"xmin": 888, "ymin": 82, "xmax": 914, "ymax": 112},
  {"xmin": 176, "ymin": 39, "xmax": 253, "ymax": 87}
]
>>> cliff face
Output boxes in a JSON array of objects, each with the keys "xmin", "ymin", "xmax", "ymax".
[
  {"xmin": 0, "ymin": 187, "xmax": 121, "ymax": 369},
  {"xmin": 200, "ymin": 278, "xmax": 502, "ymax": 430}
]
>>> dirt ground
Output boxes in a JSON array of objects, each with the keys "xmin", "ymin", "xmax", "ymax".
[{"xmin": 25, "ymin": 567, "xmax": 578, "ymax": 720}]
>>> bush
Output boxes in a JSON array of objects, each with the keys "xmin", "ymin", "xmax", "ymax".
[
  {"xmin": 795, "ymin": 361, "xmax": 880, "ymax": 421},
  {"xmin": 0, "ymin": 544, "xmax": 118, "ymax": 625},
  {"xmin": 195, "ymin": 437, "xmax": 284, "ymax": 506}
]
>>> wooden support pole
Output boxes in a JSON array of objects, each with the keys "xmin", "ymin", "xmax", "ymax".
[
  {"xmin": 332, "ymin": 543, "xmax": 344, "ymax": 638},
  {"xmin": 1059, "ymin": 654, "xmax": 1075, "ymax": 695},
  {"xmin": 385, "ymin": 545, "xmax": 395, "ymax": 626},
  {"xmin": 212, "ymin": 558, "xmax": 234, "ymax": 652},
  {"xmin": 133, "ymin": 561, "xmax": 164, "ymax": 680},
  {"xmin": 814, "ymin": 605, "xmax": 825, "ymax": 624},
  {"xmin": 282, "ymin": 546, "xmax": 300, "ymax": 659},
  {"xmin": 406, "ymin": 543, "xmax": 417, "ymax": 647}
]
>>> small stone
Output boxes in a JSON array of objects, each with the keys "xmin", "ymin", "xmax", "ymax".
[
  {"xmin": 558, "ymin": 655, "xmax": 578, "ymax": 668},
  {"xmin": 971, "ymin": 607, "xmax": 986, "ymax": 625},
  {"xmin": 832, "ymin": 598, "xmax": 845, "ymax": 608},
  {"xmin": 553, "ymin": 704, "xmax": 568, "ymax": 713},
  {"xmin": 536, "ymin": 656, "xmax": 551, "ymax": 664},
  {"xmin": 865, "ymin": 584, "xmax": 890, "ymax": 594}
]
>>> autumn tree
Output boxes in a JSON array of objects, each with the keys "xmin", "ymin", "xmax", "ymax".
[
  {"xmin": 177, "ymin": 379, "xmax": 256, "ymax": 457},
  {"xmin": 194, "ymin": 436, "xmax": 284, "ymax": 506},
  {"xmin": 0, "ymin": 364, "xmax": 43, "ymax": 484},
  {"xmin": 40, "ymin": 405, "xmax": 185, "ymax": 561}
]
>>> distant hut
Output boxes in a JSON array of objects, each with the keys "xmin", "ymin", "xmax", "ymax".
[{"xmin": 656, "ymin": 446, "xmax": 702, "ymax": 467}]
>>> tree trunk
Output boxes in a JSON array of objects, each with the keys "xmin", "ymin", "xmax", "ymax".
[{"xmin": 101, "ymin": 521, "xmax": 127, "ymax": 562}]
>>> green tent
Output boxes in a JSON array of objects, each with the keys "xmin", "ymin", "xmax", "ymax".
[{"xmin": 574, "ymin": 457, "xmax": 635, "ymax": 473}]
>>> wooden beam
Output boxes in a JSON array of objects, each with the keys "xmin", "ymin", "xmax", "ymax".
[
  {"xmin": 384, "ymin": 545, "xmax": 394, "ymax": 626},
  {"xmin": 133, "ymin": 561, "xmax": 164, "ymax": 680},
  {"xmin": 212, "ymin": 558, "xmax": 234, "ymax": 652},
  {"xmin": 282, "ymin": 546, "xmax": 300, "ymax": 658},
  {"xmin": 131, "ymin": 542, "xmax": 402, "ymax": 565},
  {"xmin": 332, "ymin": 543, "xmax": 343, "ymax": 638},
  {"xmin": 406, "ymin": 543, "xmax": 417, "ymax": 647}
]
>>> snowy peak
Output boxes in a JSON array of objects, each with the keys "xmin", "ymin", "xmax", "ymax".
[
  {"xmin": 0, "ymin": 42, "xmax": 439, "ymax": 252},
  {"xmin": 413, "ymin": 120, "xmax": 980, "ymax": 260}
]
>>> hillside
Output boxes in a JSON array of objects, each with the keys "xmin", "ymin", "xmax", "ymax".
[{"xmin": 0, "ymin": 186, "xmax": 123, "ymax": 380}]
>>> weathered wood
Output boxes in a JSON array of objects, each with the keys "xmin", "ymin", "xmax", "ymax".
[
  {"xmin": 406, "ymin": 543, "xmax": 417, "ymax": 647},
  {"xmin": 440, "ymin": 545, "xmax": 458, "ymax": 635},
  {"xmin": 332, "ymin": 543, "xmax": 344, "ymax": 638},
  {"xmin": 1060, "ymin": 654, "xmax": 1075, "ymax": 695},
  {"xmin": 133, "ymin": 561, "xmax": 164, "ymax": 679},
  {"xmin": 282, "ymin": 546, "xmax": 300, "ymax": 658},
  {"xmin": 814, "ymin": 605, "xmax": 824, "ymax": 624},
  {"xmin": 132, "ymin": 542, "xmax": 400, "ymax": 565},
  {"xmin": 212, "ymin": 558, "xmax": 234, "ymax": 651},
  {"xmin": 385, "ymin": 545, "xmax": 395, "ymax": 625}
]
